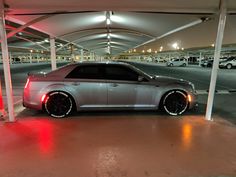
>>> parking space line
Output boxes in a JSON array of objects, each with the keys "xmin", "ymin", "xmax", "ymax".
[{"xmin": 196, "ymin": 90, "xmax": 231, "ymax": 95}]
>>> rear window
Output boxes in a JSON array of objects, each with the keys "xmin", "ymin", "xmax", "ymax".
[{"xmin": 66, "ymin": 65, "xmax": 103, "ymax": 79}]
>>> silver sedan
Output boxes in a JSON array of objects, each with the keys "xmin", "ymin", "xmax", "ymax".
[{"xmin": 23, "ymin": 62, "xmax": 197, "ymax": 118}]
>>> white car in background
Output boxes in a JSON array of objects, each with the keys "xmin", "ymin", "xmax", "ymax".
[
  {"xmin": 167, "ymin": 58, "xmax": 188, "ymax": 67},
  {"xmin": 219, "ymin": 57, "xmax": 236, "ymax": 69}
]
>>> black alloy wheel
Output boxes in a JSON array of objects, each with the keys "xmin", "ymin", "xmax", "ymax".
[
  {"xmin": 44, "ymin": 92, "xmax": 73, "ymax": 118},
  {"xmin": 162, "ymin": 90, "xmax": 188, "ymax": 116}
]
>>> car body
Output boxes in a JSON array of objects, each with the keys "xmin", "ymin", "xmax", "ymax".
[
  {"xmin": 166, "ymin": 58, "xmax": 188, "ymax": 67},
  {"xmin": 200, "ymin": 59, "xmax": 213, "ymax": 67},
  {"xmin": 219, "ymin": 56, "xmax": 236, "ymax": 69},
  {"xmin": 23, "ymin": 62, "xmax": 197, "ymax": 118}
]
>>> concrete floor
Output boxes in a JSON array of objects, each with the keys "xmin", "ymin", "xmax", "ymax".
[{"xmin": 1, "ymin": 111, "xmax": 236, "ymax": 177}]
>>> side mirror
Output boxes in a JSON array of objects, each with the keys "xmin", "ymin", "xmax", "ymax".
[{"xmin": 138, "ymin": 76, "xmax": 145, "ymax": 82}]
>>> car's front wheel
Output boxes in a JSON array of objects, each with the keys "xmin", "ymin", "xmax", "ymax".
[
  {"xmin": 44, "ymin": 91, "xmax": 74, "ymax": 118},
  {"xmin": 226, "ymin": 64, "xmax": 232, "ymax": 69},
  {"xmin": 162, "ymin": 90, "xmax": 188, "ymax": 116}
]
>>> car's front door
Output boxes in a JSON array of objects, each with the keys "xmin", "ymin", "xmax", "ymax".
[{"xmin": 104, "ymin": 65, "xmax": 157, "ymax": 108}]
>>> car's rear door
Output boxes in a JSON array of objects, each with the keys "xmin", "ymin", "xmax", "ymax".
[{"xmin": 65, "ymin": 64, "xmax": 107, "ymax": 109}]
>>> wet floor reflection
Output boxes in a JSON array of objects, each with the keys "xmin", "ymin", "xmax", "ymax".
[
  {"xmin": 37, "ymin": 120, "xmax": 54, "ymax": 155},
  {"xmin": 182, "ymin": 123, "xmax": 192, "ymax": 150}
]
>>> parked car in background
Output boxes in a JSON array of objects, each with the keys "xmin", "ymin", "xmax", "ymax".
[
  {"xmin": 12, "ymin": 57, "xmax": 21, "ymax": 63},
  {"xmin": 200, "ymin": 59, "xmax": 213, "ymax": 67},
  {"xmin": 219, "ymin": 56, "xmax": 236, "ymax": 69},
  {"xmin": 166, "ymin": 58, "xmax": 188, "ymax": 67},
  {"xmin": 23, "ymin": 62, "xmax": 197, "ymax": 118}
]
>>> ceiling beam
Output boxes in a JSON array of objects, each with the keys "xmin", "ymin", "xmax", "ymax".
[
  {"xmin": 59, "ymin": 27, "xmax": 155, "ymax": 38},
  {"xmin": 6, "ymin": 15, "xmax": 54, "ymax": 39}
]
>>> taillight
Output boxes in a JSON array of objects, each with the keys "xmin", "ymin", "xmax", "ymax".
[{"xmin": 24, "ymin": 78, "xmax": 30, "ymax": 89}]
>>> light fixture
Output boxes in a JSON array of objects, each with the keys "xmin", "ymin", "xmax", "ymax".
[
  {"xmin": 30, "ymin": 50, "xmax": 33, "ymax": 53},
  {"xmin": 160, "ymin": 46, "xmax": 163, "ymax": 52},
  {"xmin": 181, "ymin": 48, "xmax": 185, "ymax": 51},
  {"xmin": 172, "ymin": 42, "xmax": 179, "ymax": 49},
  {"xmin": 18, "ymin": 32, "xmax": 23, "ymax": 35},
  {"xmin": 106, "ymin": 18, "xmax": 111, "ymax": 25},
  {"xmin": 142, "ymin": 50, "xmax": 145, "ymax": 53},
  {"xmin": 133, "ymin": 49, "xmax": 136, "ymax": 52},
  {"xmin": 155, "ymin": 51, "xmax": 157, "ymax": 54},
  {"xmin": 44, "ymin": 39, "xmax": 49, "ymax": 43},
  {"xmin": 106, "ymin": 11, "xmax": 111, "ymax": 25},
  {"xmin": 107, "ymin": 33, "xmax": 111, "ymax": 39},
  {"xmin": 211, "ymin": 43, "xmax": 215, "ymax": 47}
]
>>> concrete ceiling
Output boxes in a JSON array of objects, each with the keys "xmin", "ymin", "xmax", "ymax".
[{"xmin": 3, "ymin": 0, "xmax": 236, "ymax": 56}]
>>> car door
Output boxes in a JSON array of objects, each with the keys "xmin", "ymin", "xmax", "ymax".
[
  {"xmin": 65, "ymin": 64, "xmax": 107, "ymax": 109},
  {"xmin": 104, "ymin": 64, "xmax": 157, "ymax": 108},
  {"xmin": 232, "ymin": 59, "xmax": 236, "ymax": 66}
]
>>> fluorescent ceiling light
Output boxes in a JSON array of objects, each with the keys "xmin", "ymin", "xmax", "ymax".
[{"xmin": 106, "ymin": 18, "xmax": 111, "ymax": 25}]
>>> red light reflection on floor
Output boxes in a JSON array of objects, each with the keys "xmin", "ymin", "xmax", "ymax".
[{"xmin": 38, "ymin": 121, "xmax": 54, "ymax": 155}]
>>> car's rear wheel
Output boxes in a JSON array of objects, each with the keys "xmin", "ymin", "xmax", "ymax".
[
  {"xmin": 226, "ymin": 64, "xmax": 232, "ymax": 69},
  {"xmin": 182, "ymin": 63, "xmax": 186, "ymax": 67},
  {"xmin": 44, "ymin": 91, "xmax": 73, "ymax": 118},
  {"xmin": 162, "ymin": 90, "xmax": 188, "ymax": 116}
]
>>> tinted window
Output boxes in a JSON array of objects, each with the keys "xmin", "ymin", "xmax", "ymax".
[
  {"xmin": 105, "ymin": 65, "xmax": 139, "ymax": 81},
  {"xmin": 66, "ymin": 65, "xmax": 103, "ymax": 79}
]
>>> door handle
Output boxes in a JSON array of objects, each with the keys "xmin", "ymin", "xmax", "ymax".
[
  {"xmin": 72, "ymin": 82, "xmax": 80, "ymax": 86},
  {"xmin": 110, "ymin": 83, "xmax": 118, "ymax": 87}
]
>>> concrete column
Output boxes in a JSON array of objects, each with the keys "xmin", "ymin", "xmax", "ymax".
[
  {"xmin": 50, "ymin": 37, "xmax": 57, "ymax": 70},
  {"xmin": 29, "ymin": 53, "xmax": 32, "ymax": 63},
  {"xmin": 80, "ymin": 49, "xmax": 84, "ymax": 62},
  {"xmin": 199, "ymin": 52, "xmax": 202, "ymax": 66},
  {"xmin": 205, "ymin": 0, "xmax": 227, "ymax": 121},
  {"xmin": 0, "ymin": 9, "xmax": 15, "ymax": 122},
  {"xmin": 37, "ymin": 55, "xmax": 39, "ymax": 63},
  {"xmin": 9, "ymin": 52, "xmax": 12, "ymax": 65}
]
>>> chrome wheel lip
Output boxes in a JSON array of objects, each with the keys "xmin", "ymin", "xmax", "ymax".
[
  {"xmin": 163, "ymin": 90, "xmax": 188, "ymax": 116},
  {"xmin": 45, "ymin": 91, "xmax": 73, "ymax": 118}
]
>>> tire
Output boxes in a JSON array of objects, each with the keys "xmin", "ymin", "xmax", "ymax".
[
  {"xmin": 226, "ymin": 64, "xmax": 232, "ymax": 69},
  {"xmin": 170, "ymin": 63, "xmax": 173, "ymax": 67},
  {"xmin": 207, "ymin": 63, "xmax": 212, "ymax": 67},
  {"xmin": 44, "ymin": 91, "xmax": 74, "ymax": 118},
  {"xmin": 182, "ymin": 63, "xmax": 186, "ymax": 67},
  {"xmin": 162, "ymin": 90, "xmax": 188, "ymax": 116}
]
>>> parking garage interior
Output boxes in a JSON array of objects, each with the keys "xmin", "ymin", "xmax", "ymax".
[{"xmin": 1, "ymin": 0, "xmax": 236, "ymax": 177}]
